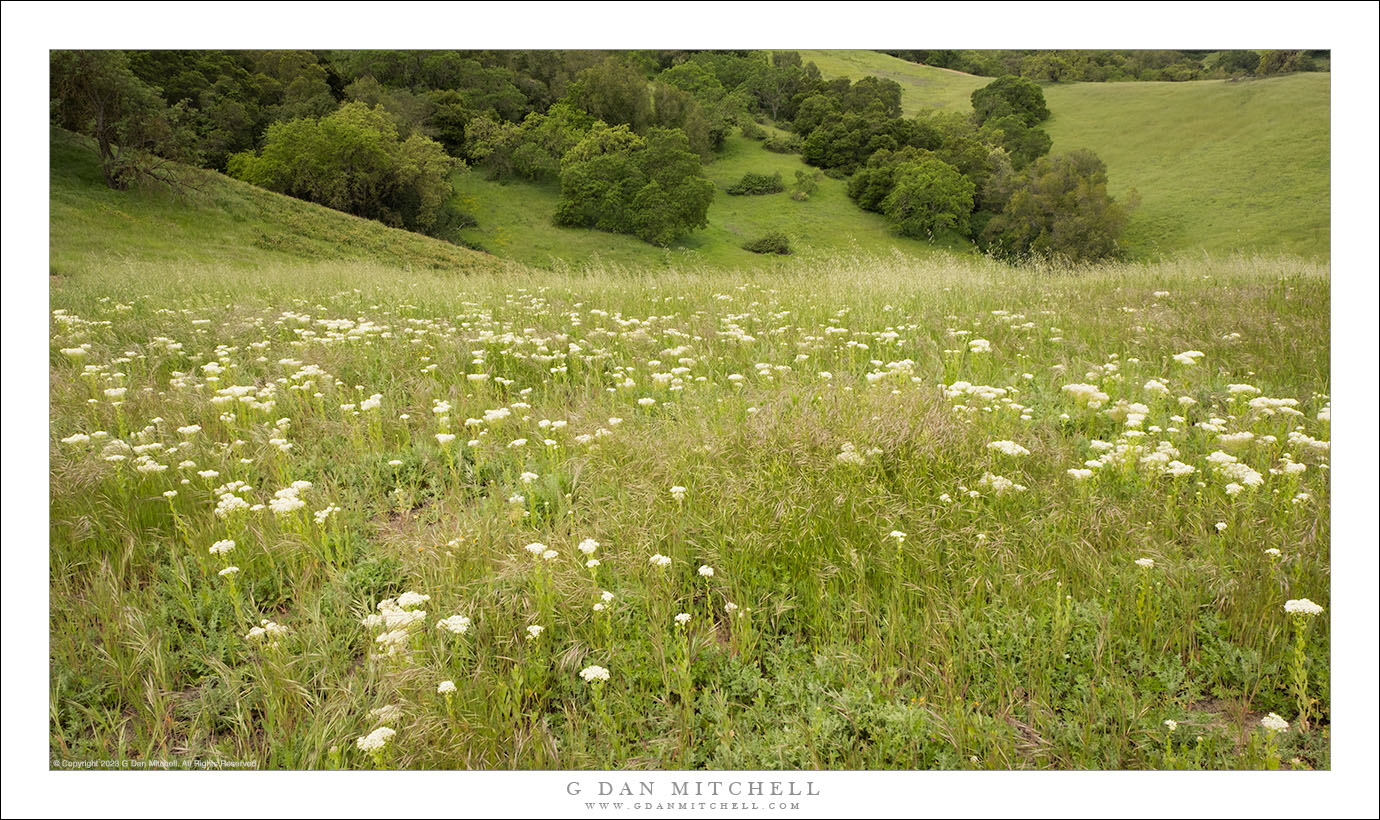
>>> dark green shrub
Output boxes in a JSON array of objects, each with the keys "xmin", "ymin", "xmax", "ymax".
[
  {"xmin": 762, "ymin": 134, "xmax": 801, "ymax": 153},
  {"xmin": 739, "ymin": 118, "xmax": 766, "ymax": 140},
  {"xmin": 742, "ymin": 231, "xmax": 791, "ymax": 255},
  {"xmin": 726, "ymin": 171, "xmax": 784, "ymax": 196}
]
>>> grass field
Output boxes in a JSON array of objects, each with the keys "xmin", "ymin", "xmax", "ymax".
[
  {"xmin": 450, "ymin": 130, "xmax": 970, "ymax": 270},
  {"xmin": 799, "ymin": 50, "xmax": 1330, "ymax": 260},
  {"xmin": 49, "ymin": 138, "xmax": 1331, "ymax": 770}
]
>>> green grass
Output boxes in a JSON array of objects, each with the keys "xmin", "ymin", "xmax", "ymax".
[
  {"xmin": 799, "ymin": 50, "xmax": 987, "ymax": 113},
  {"xmin": 1042, "ymin": 74, "xmax": 1330, "ymax": 258},
  {"xmin": 800, "ymin": 51, "xmax": 1330, "ymax": 260},
  {"xmin": 49, "ymin": 129, "xmax": 510, "ymax": 279},
  {"xmin": 49, "ymin": 143, "xmax": 1330, "ymax": 769},
  {"xmin": 450, "ymin": 131, "xmax": 972, "ymax": 270}
]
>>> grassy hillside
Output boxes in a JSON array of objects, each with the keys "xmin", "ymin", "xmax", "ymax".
[
  {"xmin": 1042, "ymin": 74, "xmax": 1330, "ymax": 258},
  {"xmin": 49, "ymin": 130, "xmax": 510, "ymax": 279},
  {"xmin": 799, "ymin": 49, "xmax": 986, "ymax": 113},
  {"xmin": 449, "ymin": 131, "xmax": 972, "ymax": 270},
  {"xmin": 801, "ymin": 52, "xmax": 1330, "ymax": 259}
]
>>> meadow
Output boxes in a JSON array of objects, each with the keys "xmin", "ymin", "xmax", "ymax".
[{"xmin": 49, "ymin": 138, "xmax": 1331, "ymax": 769}]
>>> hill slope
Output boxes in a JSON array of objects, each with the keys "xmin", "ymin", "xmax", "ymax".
[
  {"xmin": 448, "ymin": 130, "xmax": 972, "ymax": 270},
  {"xmin": 1042, "ymin": 75, "xmax": 1329, "ymax": 258},
  {"xmin": 800, "ymin": 51, "xmax": 1330, "ymax": 259},
  {"xmin": 49, "ymin": 130, "xmax": 511, "ymax": 279}
]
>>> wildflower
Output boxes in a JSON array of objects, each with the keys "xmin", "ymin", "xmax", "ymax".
[
  {"xmin": 526, "ymin": 624, "xmax": 544, "ymax": 641},
  {"xmin": 888, "ymin": 530, "xmax": 907, "ymax": 542},
  {"xmin": 1172, "ymin": 350, "xmax": 1205, "ymax": 366},
  {"xmin": 579, "ymin": 665, "xmax": 611, "ymax": 683},
  {"xmin": 209, "ymin": 539, "xmax": 236, "ymax": 556},
  {"xmin": 1260, "ymin": 713, "xmax": 1289, "ymax": 733},
  {"xmin": 1164, "ymin": 719, "xmax": 1178, "ymax": 732},
  {"xmin": 542, "ymin": 549, "xmax": 559, "ymax": 561},
  {"xmin": 669, "ymin": 485, "xmax": 687, "ymax": 502},
  {"xmin": 1265, "ymin": 548, "xmax": 1283, "ymax": 559},
  {"xmin": 698, "ymin": 565, "xmax": 714, "ymax": 578},
  {"xmin": 1135, "ymin": 558, "xmax": 1155, "ymax": 569},
  {"xmin": 1215, "ymin": 522, "xmax": 1228, "ymax": 532},
  {"xmin": 524, "ymin": 542, "xmax": 547, "ymax": 557},
  {"xmin": 60, "ymin": 432, "xmax": 91, "ymax": 445},
  {"xmin": 436, "ymin": 433, "xmax": 456, "ymax": 446},
  {"xmin": 520, "ymin": 471, "xmax": 539, "ymax": 484},
  {"xmin": 577, "ymin": 538, "xmax": 599, "ymax": 555},
  {"xmin": 245, "ymin": 619, "xmax": 288, "ymax": 645},
  {"xmin": 397, "ymin": 591, "xmax": 430, "ymax": 609},
  {"xmin": 218, "ymin": 566, "xmax": 240, "ymax": 577},
  {"xmin": 437, "ymin": 680, "xmax": 457, "ymax": 695},
  {"xmin": 1067, "ymin": 468, "xmax": 1094, "ymax": 481},
  {"xmin": 675, "ymin": 612, "xmax": 692, "ymax": 626},
  {"xmin": 437, "ymin": 615, "xmax": 471, "ymax": 635},
  {"xmin": 977, "ymin": 472, "xmax": 1026, "ymax": 495},
  {"xmin": 355, "ymin": 726, "xmax": 395, "ymax": 753},
  {"xmin": 1283, "ymin": 599, "xmax": 1324, "ymax": 617},
  {"xmin": 987, "ymin": 440, "xmax": 1031, "ymax": 457},
  {"xmin": 649, "ymin": 553, "xmax": 671, "ymax": 567}
]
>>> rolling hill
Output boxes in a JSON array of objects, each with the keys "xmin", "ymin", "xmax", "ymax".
[
  {"xmin": 799, "ymin": 50, "xmax": 1330, "ymax": 259},
  {"xmin": 49, "ymin": 129, "xmax": 511, "ymax": 280}
]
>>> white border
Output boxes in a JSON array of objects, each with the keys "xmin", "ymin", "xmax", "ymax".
[{"xmin": 4, "ymin": 2, "xmax": 1377, "ymax": 818}]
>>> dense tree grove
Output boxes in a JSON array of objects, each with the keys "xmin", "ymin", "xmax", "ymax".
[
  {"xmin": 50, "ymin": 48, "xmax": 1139, "ymax": 260},
  {"xmin": 884, "ymin": 49, "xmax": 1328, "ymax": 82},
  {"xmin": 227, "ymin": 102, "xmax": 456, "ymax": 234}
]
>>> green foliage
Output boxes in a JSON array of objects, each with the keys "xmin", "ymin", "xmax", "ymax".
[
  {"xmin": 979, "ymin": 114, "xmax": 1052, "ymax": 170},
  {"xmin": 762, "ymin": 133, "xmax": 802, "ymax": 154},
  {"xmin": 567, "ymin": 57, "xmax": 653, "ymax": 132},
  {"xmin": 50, "ymin": 50, "xmax": 196, "ymax": 189},
  {"xmin": 343, "ymin": 75, "xmax": 435, "ymax": 138},
  {"xmin": 227, "ymin": 102, "xmax": 458, "ymax": 235},
  {"xmin": 971, "ymin": 75, "xmax": 1050, "ymax": 128},
  {"xmin": 554, "ymin": 124, "xmax": 714, "ymax": 246},
  {"xmin": 980, "ymin": 149, "xmax": 1131, "ymax": 262},
  {"xmin": 726, "ymin": 171, "xmax": 784, "ymax": 196},
  {"xmin": 1257, "ymin": 50, "xmax": 1312, "ymax": 76},
  {"xmin": 738, "ymin": 118, "xmax": 766, "ymax": 140},
  {"xmin": 790, "ymin": 169, "xmax": 822, "ymax": 201},
  {"xmin": 880, "ymin": 155, "xmax": 975, "ymax": 239},
  {"xmin": 801, "ymin": 112, "xmax": 939, "ymax": 174},
  {"xmin": 741, "ymin": 231, "xmax": 792, "ymax": 254}
]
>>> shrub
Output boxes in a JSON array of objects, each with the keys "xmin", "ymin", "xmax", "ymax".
[
  {"xmin": 762, "ymin": 134, "xmax": 801, "ymax": 154},
  {"xmin": 726, "ymin": 171, "xmax": 784, "ymax": 196},
  {"xmin": 739, "ymin": 118, "xmax": 766, "ymax": 140},
  {"xmin": 790, "ymin": 169, "xmax": 821, "ymax": 201},
  {"xmin": 742, "ymin": 231, "xmax": 792, "ymax": 255}
]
